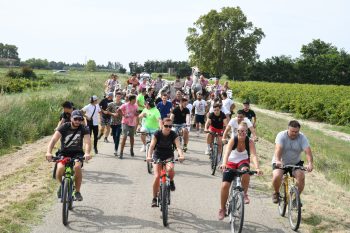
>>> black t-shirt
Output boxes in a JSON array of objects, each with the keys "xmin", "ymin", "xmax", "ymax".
[
  {"xmin": 155, "ymin": 97, "xmax": 162, "ymax": 105},
  {"xmin": 59, "ymin": 108, "xmax": 76, "ymax": 123},
  {"xmin": 209, "ymin": 111, "xmax": 226, "ymax": 129},
  {"xmin": 145, "ymin": 93, "xmax": 156, "ymax": 102},
  {"xmin": 154, "ymin": 130, "xmax": 178, "ymax": 159},
  {"xmin": 99, "ymin": 98, "xmax": 113, "ymax": 118},
  {"xmin": 58, "ymin": 123, "xmax": 90, "ymax": 155},
  {"xmin": 242, "ymin": 109, "xmax": 256, "ymax": 121},
  {"xmin": 172, "ymin": 107, "xmax": 190, "ymax": 124}
]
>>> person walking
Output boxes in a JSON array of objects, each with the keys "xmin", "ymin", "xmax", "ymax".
[{"xmin": 82, "ymin": 95, "xmax": 101, "ymax": 154}]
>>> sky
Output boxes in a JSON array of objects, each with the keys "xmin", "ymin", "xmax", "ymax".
[{"xmin": 1, "ymin": 0, "xmax": 349, "ymax": 69}]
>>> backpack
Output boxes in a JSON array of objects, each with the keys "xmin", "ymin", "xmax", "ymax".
[{"xmin": 232, "ymin": 136, "xmax": 250, "ymax": 157}]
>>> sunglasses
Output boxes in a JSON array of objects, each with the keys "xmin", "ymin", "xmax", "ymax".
[
  {"xmin": 238, "ymin": 130, "xmax": 247, "ymax": 133},
  {"xmin": 163, "ymin": 125, "xmax": 173, "ymax": 128},
  {"xmin": 73, "ymin": 117, "xmax": 83, "ymax": 122}
]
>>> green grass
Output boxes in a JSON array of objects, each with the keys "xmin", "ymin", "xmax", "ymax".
[{"xmin": 324, "ymin": 124, "xmax": 350, "ymax": 134}]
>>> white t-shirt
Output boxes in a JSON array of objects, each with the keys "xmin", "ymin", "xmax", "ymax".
[
  {"xmin": 228, "ymin": 117, "xmax": 253, "ymax": 138},
  {"xmin": 186, "ymin": 103, "xmax": 193, "ymax": 113},
  {"xmin": 209, "ymin": 105, "xmax": 230, "ymax": 115},
  {"xmin": 192, "ymin": 99, "xmax": 207, "ymax": 115},
  {"xmin": 222, "ymin": 98, "xmax": 234, "ymax": 112},
  {"xmin": 82, "ymin": 104, "xmax": 101, "ymax": 126}
]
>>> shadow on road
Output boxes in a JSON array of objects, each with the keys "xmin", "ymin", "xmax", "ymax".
[
  {"xmin": 177, "ymin": 170, "xmax": 215, "ymax": 179},
  {"xmin": 83, "ymin": 170, "xmax": 133, "ymax": 185}
]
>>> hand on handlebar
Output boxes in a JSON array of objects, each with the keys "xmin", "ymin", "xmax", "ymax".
[
  {"xmin": 220, "ymin": 163, "xmax": 227, "ymax": 170},
  {"xmin": 256, "ymin": 168, "xmax": 263, "ymax": 176},
  {"xmin": 275, "ymin": 161, "xmax": 283, "ymax": 168},
  {"xmin": 306, "ymin": 163, "xmax": 313, "ymax": 172},
  {"xmin": 178, "ymin": 156, "xmax": 185, "ymax": 163},
  {"xmin": 84, "ymin": 153, "xmax": 91, "ymax": 161},
  {"xmin": 46, "ymin": 153, "xmax": 53, "ymax": 162},
  {"xmin": 146, "ymin": 156, "xmax": 153, "ymax": 162}
]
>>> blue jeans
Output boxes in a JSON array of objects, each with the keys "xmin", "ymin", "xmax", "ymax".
[{"xmin": 111, "ymin": 124, "xmax": 122, "ymax": 152}]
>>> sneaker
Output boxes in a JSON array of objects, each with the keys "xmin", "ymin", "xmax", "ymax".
[
  {"xmin": 170, "ymin": 180, "xmax": 176, "ymax": 191},
  {"xmin": 114, "ymin": 150, "xmax": 118, "ymax": 156},
  {"xmin": 57, "ymin": 186, "xmax": 61, "ymax": 198},
  {"xmin": 140, "ymin": 145, "xmax": 146, "ymax": 152},
  {"xmin": 130, "ymin": 148, "xmax": 134, "ymax": 157},
  {"xmin": 104, "ymin": 137, "xmax": 109, "ymax": 143},
  {"xmin": 218, "ymin": 208, "xmax": 226, "ymax": 220},
  {"xmin": 97, "ymin": 134, "xmax": 103, "ymax": 140},
  {"xmin": 183, "ymin": 145, "xmax": 187, "ymax": 152},
  {"xmin": 272, "ymin": 192, "xmax": 279, "ymax": 204},
  {"xmin": 151, "ymin": 198, "xmax": 158, "ymax": 207},
  {"xmin": 119, "ymin": 152, "xmax": 123, "ymax": 159},
  {"xmin": 244, "ymin": 194, "xmax": 250, "ymax": 204},
  {"xmin": 205, "ymin": 149, "xmax": 210, "ymax": 155},
  {"xmin": 74, "ymin": 192, "xmax": 83, "ymax": 201},
  {"xmin": 94, "ymin": 148, "xmax": 98, "ymax": 154}
]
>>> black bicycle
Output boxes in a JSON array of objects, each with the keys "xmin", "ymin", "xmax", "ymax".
[
  {"xmin": 138, "ymin": 131, "xmax": 154, "ymax": 174},
  {"xmin": 225, "ymin": 168, "xmax": 257, "ymax": 233},
  {"xmin": 278, "ymin": 165, "xmax": 306, "ymax": 231},
  {"xmin": 205, "ymin": 131, "xmax": 223, "ymax": 175},
  {"xmin": 52, "ymin": 155, "xmax": 84, "ymax": 226}
]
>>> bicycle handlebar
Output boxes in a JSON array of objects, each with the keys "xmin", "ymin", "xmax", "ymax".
[
  {"xmin": 281, "ymin": 165, "xmax": 307, "ymax": 171},
  {"xmin": 224, "ymin": 168, "xmax": 257, "ymax": 176},
  {"xmin": 51, "ymin": 156, "xmax": 85, "ymax": 162},
  {"xmin": 204, "ymin": 131, "xmax": 223, "ymax": 136}
]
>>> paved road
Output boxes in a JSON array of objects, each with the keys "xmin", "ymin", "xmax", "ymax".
[{"xmin": 32, "ymin": 133, "xmax": 295, "ymax": 233}]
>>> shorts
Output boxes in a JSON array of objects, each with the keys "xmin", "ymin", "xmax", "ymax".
[
  {"xmin": 101, "ymin": 117, "xmax": 111, "ymax": 126},
  {"xmin": 172, "ymin": 123, "xmax": 187, "ymax": 134},
  {"xmin": 140, "ymin": 126, "xmax": 158, "ymax": 135},
  {"xmin": 153, "ymin": 154, "xmax": 174, "ymax": 163},
  {"xmin": 209, "ymin": 126, "xmax": 224, "ymax": 134},
  {"xmin": 272, "ymin": 161, "xmax": 304, "ymax": 177},
  {"xmin": 195, "ymin": 114, "xmax": 205, "ymax": 124},
  {"xmin": 122, "ymin": 124, "xmax": 136, "ymax": 137},
  {"xmin": 222, "ymin": 161, "xmax": 250, "ymax": 183}
]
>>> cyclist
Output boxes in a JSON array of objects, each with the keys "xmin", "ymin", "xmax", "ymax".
[
  {"xmin": 138, "ymin": 98, "xmax": 162, "ymax": 152},
  {"xmin": 117, "ymin": 94, "xmax": 139, "ymax": 159},
  {"xmin": 240, "ymin": 100, "xmax": 257, "ymax": 136},
  {"xmin": 192, "ymin": 92, "xmax": 207, "ymax": 136},
  {"xmin": 222, "ymin": 110, "xmax": 257, "ymax": 142},
  {"xmin": 272, "ymin": 120, "xmax": 313, "ymax": 204},
  {"xmin": 170, "ymin": 97, "xmax": 190, "ymax": 152},
  {"xmin": 204, "ymin": 103, "xmax": 228, "ymax": 155},
  {"xmin": 218, "ymin": 122, "xmax": 262, "ymax": 220},
  {"xmin": 107, "ymin": 92, "xmax": 123, "ymax": 156},
  {"xmin": 46, "ymin": 110, "xmax": 91, "ymax": 201},
  {"xmin": 146, "ymin": 118, "xmax": 185, "ymax": 207}
]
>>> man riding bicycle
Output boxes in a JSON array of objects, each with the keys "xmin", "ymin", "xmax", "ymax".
[
  {"xmin": 204, "ymin": 103, "xmax": 228, "ymax": 155},
  {"xmin": 170, "ymin": 97, "xmax": 190, "ymax": 152},
  {"xmin": 271, "ymin": 120, "xmax": 314, "ymax": 204},
  {"xmin": 146, "ymin": 118, "xmax": 185, "ymax": 207},
  {"xmin": 46, "ymin": 110, "xmax": 92, "ymax": 201}
]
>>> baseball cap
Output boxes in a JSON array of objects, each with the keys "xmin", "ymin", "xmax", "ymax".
[
  {"xmin": 71, "ymin": 110, "xmax": 84, "ymax": 119},
  {"xmin": 107, "ymin": 92, "xmax": 113, "ymax": 97}
]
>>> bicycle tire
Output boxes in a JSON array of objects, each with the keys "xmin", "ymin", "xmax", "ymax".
[
  {"xmin": 211, "ymin": 144, "xmax": 218, "ymax": 175},
  {"xmin": 146, "ymin": 143, "xmax": 153, "ymax": 174},
  {"xmin": 161, "ymin": 183, "xmax": 168, "ymax": 226},
  {"xmin": 288, "ymin": 186, "xmax": 301, "ymax": 231},
  {"xmin": 230, "ymin": 191, "xmax": 245, "ymax": 233},
  {"xmin": 68, "ymin": 182, "xmax": 73, "ymax": 210},
  {"xmin": 62, "ymin": 179, "xmax": 70, "ymax": 226},
  {"xmin": 278, "ymin": 181, "xmax": 287, "ymax": 217}
]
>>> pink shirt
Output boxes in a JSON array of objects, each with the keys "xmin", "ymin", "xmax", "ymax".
[
  {"xmin": 119, "ymin": 103, "xmax": 138, "ymax": 126},
  {"xmin": 200, "ymin": 79, "xmax": 208, "ymax": 88}
]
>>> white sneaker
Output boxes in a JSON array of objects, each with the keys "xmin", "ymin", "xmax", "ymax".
[
  {"xmin": 140, "ymin": 145, "xmax": 146, "ymax": 152},
  {"xmin": 196, "ymin": 131, "xmax": 200, "ymax": 137},
  {"xmin": 205, "ymin": 149, "xmax": 210, "ymax": 155}
]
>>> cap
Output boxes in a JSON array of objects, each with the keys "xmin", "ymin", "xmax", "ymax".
[
  {"xmin": 91, "ymin": 95, "xmax": 98, "ymax": 101},
  {"xmin": 107, "ymin": 92, "xmax": 113, "ymax": 97},
  {"xmin": 71, "ymin": 110, "xmax": 84, "ymax": 118},
  {"xmin": 243, "ymin": 99, "xmax": 250, "ymax": 104}
]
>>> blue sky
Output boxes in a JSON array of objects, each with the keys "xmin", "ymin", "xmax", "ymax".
[{"xmin": 1, "ymin": 0, "xmax": 349, "ymax": 68}]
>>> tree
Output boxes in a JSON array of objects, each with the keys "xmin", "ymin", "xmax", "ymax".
[
  {"xmin": 185, "ymin": 7, "xmax": 264, "ymax": 79},
  {"xmin": 85, "ymin": 60, "xmax": 97, "ymax": 72}
]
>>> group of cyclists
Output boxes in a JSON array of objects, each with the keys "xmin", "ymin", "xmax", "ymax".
[{"xmin": 45, "ymin": 72, "xmax": 314, "ymax": 222}]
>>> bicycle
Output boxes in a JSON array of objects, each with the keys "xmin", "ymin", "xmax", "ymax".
[
  {"xmin": 137, "ymin": 131, "xmax": 154, "ymax": 174},
  {"xmin": 277, "ymin": 165, "xmax": 306, "ymax": 231},
  {"xmin": 225, "ymin": 168, "xmax": 257, "ymax": 233},
  {"xmin": 52, "ymin": 155, "xmax": 85, "ymax": 226},
  {"xmin": 205, "ymin": 131, "xmax": 223, "ymax": 175},
  {"xmin": 154, "ymin": 158, "xmax": 177, "ymax": 227}
]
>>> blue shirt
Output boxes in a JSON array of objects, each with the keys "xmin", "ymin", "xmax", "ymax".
[{"xmin": 157, "ymin": 101, "xmax": 172, "ymax": 119}]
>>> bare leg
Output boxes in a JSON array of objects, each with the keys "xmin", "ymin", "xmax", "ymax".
[
  {"xmin": 74, "ymin": 163, "xmax": 82, "ymax": 192},
  {"xmin": 220, "ymin": 182, "xmax": 231, "ymax": 209}
]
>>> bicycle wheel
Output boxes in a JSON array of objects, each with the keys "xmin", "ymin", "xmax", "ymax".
[
  {"xmin": 161, "ymin": 183, "xmax": 168, "ymax": 226},
  {"xmin": 230, "ymin": 191, "xmax": 245, "ymax": 233},
  {"xmin": 62, "ymin": 179, "xmax": 70, "ymax": 226},
  {"xmin": 288, "ymin": 186, "xmax": 301, "ymax": 231},
  {"xmin": 146, "ymin": 144, "xmax": 153, "ymax": 174},
  {"xmin": 278, "ymin": 181, "xmax": 287, "ymax": 217},
  {"xmin": 211, "ymin": 144, "xmax": 218, "ymax": 175},
  {"xmin": 68, "ymin": 183, "xmax": 74, "ymax": 210}
]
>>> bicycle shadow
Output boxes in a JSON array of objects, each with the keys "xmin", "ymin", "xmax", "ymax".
[
  {"xmin": 67, "ymin": 206, "xmax": 164, "ymax": 232},
  {"xmin": 83, "ymin": 170, "xmax": 133, "ymax": 185}
]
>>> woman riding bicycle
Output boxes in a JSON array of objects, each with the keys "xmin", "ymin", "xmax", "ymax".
[
  {"xmin": 218, "ymin": 122, "xmax": 262, "ymax": 220},
  {"xmin": 146, "ymin": 118, "xmax": 185, "ymax": 207}
]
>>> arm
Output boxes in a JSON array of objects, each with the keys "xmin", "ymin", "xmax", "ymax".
[
  {"xmin": 304, "ymin": 147, "xmax": 313, "ymax": 172},
  {"xmin": 221, "ymin": 137, "xmax": 234, "ymax": 168},
  {"xmin": 147, "ymin": 136, "xmax": 157, "ymax": 160},
  {"xmin": 249, "ymin": 126, "xmax": 257, "ymax": 141},
  {"xmin": 222, "ymin": 124, "xmax": 231, "ymax": 141},
  {"xmin": 204, "ymin": 118, "xmax": 211, "ymax": 131},
  {"xmin": 46, "ymin": 131, "xmax": 62, "ymax": 161},
  {"xmin": 186, "ymin": 114, "xmax": 190, "ymax": 126},
  {"xmin": 170, "ymin": 113, "xmax": 174, "ymax": 121},
  {"xmin": 274, "ymin": 143, "xmax": 283, "ymax": 167},
  {"xmin": 249, "ymin": 140, "xmax": 262, "ymax": 175},
  {"xmin": 83, "ymin": 134, "xmax": 92, "ymax": 160},
  {"xmin": 174, "ymin": 137, "xmax": 185, "ymax": 161}
]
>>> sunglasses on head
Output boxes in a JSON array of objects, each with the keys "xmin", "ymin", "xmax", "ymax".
[
  {"xmin": 73, "ymin": 117, "xmax": 83, "ymax": 122},
  {"xmin": 163, "ymin": 125, "xmax": 173, "ymax": 128}
]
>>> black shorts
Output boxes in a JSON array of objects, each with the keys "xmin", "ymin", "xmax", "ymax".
[
  {"xmin": 272, "ymin": 161, "xmax": 304, "ymax": 177},
  {"xmin": 195, "ymin": 114, "xmax": 205, "ymax": 124},
  {"xmin": 222, "ymin": 164, "xmax": 250, "ymax": 183},
  {"xmin": 153, "ymin": 154, "xmax": 174, "ymax": 163}
]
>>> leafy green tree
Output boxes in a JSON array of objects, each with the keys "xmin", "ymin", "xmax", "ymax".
[
  {"xmin": 186, "ymin": 7, "xmax": 264, "ymax": 79},
  {"xmin": 85, "ymin": 60, "xmax": 97, "ymax": 72}
]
